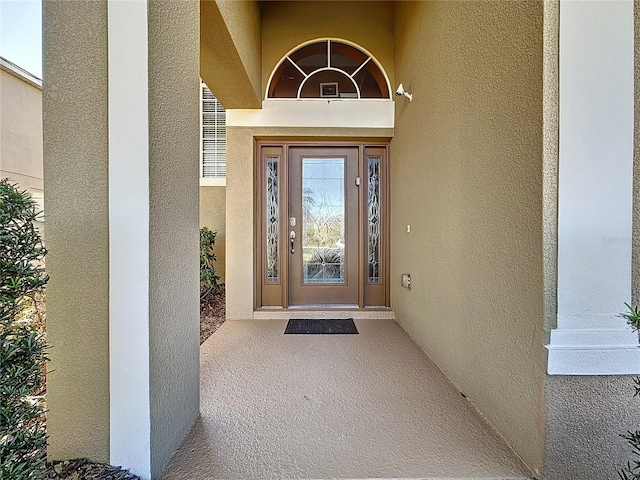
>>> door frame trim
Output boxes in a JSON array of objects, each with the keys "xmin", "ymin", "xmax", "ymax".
[{"xmin": 255, "ymin": 139, "xmax": 391, "ymax": 310}]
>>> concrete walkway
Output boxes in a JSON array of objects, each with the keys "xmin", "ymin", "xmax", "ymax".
[{"xmin": 161, "ymin": 319, "xmax": 532, "ymax": 480}]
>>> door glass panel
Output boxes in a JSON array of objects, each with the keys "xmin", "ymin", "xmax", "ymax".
[
  {"xmin": 266, "ymin": 157, "xmax": 279, "ymax": 283},
  {"xmin": 368, "ymin": 157, "xmax": 381, "ymax": 283},
  {"xmin": 302, "ymin": 158, "xmax": 345, "ymax": 284}
]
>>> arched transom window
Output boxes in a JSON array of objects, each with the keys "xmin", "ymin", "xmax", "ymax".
[{"xmin": 267, "ymin": 39, "xmax": 391, "ymax": 100}]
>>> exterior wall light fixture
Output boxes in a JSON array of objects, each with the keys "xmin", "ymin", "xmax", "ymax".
[{"xmin": 395, "ymin": 83, "xmax": 413, "ymax": 102}]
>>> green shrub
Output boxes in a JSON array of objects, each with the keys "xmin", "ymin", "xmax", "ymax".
[
  {"xmin": 0, "ymin": 179, "xmax": 49, "ymax": 479},
  {"xmin": 200, "ymin": 227, "xmax": 220, "ymax": 295}
]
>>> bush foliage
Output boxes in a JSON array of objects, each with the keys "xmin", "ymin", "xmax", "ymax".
[
  {"xmin": 0, "ymin": 179, "xmax": 49, "ymax": 479},
  {"xmin": 200, "ymin": 227, "xmax": 219, "ymax": 294}
]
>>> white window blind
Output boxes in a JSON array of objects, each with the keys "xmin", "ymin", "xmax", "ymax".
[{"xmin": 201, "ymin": 82, "xmax": 226, "ymax": 178}]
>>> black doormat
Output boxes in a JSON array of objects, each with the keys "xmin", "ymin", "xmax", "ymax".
[{"xmin": 284, "ymin": 318, "xmax": 358, "ymax": 335}]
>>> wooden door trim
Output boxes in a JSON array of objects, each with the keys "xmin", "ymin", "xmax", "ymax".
[
  {"xmin": 282, "ymin": 143, "xmax": 290, "ymax": 309},
  {"xmin": 357, "ymin": 143, "xmax": 365, "ymax": 308},
  {"xmin": 362, "ymin": 145, "xmax": 389, "ymax": 307}
]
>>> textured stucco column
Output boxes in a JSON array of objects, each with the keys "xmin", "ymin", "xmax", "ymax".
[
  {"xmin": 44, "ymin": 1, "xmax": 200, "ymax": 478},
  {"xmin": 546, "ymin": 0, "xmax": 640, "ymax": 375},
  {"xmin": 43, "ymin": 0, "xmax": 110, "ymax": 462}
]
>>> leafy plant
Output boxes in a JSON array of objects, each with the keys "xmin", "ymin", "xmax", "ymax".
[
  {"xmin": 619, "ymin": 303, "xmax": 640, "ymax": 479},
  {"xmin": 200, "ymin": 227, "xmax": 220, "ymax": 298},
  {"xmin": 622, "ymin": 303, "xmax": 640, "ymax": 334},
  {"xmin": 0, "ymin": 179, "xmax": 49, "ymax": 479}
]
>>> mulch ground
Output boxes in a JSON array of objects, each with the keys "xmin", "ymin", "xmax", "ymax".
[
  {"xmin": 200, "ymin": 284, "xmax": 226, "ymax": 344},
  {"xmin": 45, "ymin": 459, "xmax": 140, "ymax": 480},
  {"xmin": 42, "ymin": 285, "xmax": 225, "ymax": 479}
]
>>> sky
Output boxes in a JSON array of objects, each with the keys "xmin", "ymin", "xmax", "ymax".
[{"xmin": 0, "ymin": 0, "xmax": 42, "ymax": 78}]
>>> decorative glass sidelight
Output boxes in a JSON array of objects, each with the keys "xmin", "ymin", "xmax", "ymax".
[
  {"xmin": 302, "ymin": 158, "xmax": 345, "ymax": 284},
  {"xmin": 368, "ymin": 157, "xmax": 381, "ymax": 283},
  {"xmin": 266, "ymin": 157, "xmax": 279, "ymax": 283}
]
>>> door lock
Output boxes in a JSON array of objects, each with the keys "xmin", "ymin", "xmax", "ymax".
[{"xmin": 290, "ymin": 230, "xmax": 296, "ymax": 254}]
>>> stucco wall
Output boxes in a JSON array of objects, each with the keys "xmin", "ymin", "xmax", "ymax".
[
  {"xmin": 216, "ymin": 0, "xmax": 261, "ymax": 102},
  {"xmin": 225, "ymin": 127, "xmax": 254, "ymax": 319},
  {"xmin": 392, "ymin": 1, "xmax": 545, "ymax": 474},
  {"xmin": 543, "ymin": 0, "xmax": 559, "ymax": 334},
  {"xmin": 633, "ymin": 0, "xmax": 640, "ymax": 306},
  {"xmin": 0, "ymin": 67, "xmax": 43, "ymax": 192},
  {"xmin": 148, "ymin": 1, "xmax": 201, "ymax": 477},
  {"xmin": 545, "ymin": 375, "xmax": 640, "ymax": 479},
  {"xmin": 201, "ymin": 0, "xmax": 261, "ymax": 108},
  {"xmin": 260, "ymin": 1, "xmax": 394, "ymax": 100},
  {"xmin": 43, "ymin": 0, "xmax": 110, "ymax": 462},
  {"xmin": 200, "ymin": 186, "xmax": 226, "ymax": 283}
]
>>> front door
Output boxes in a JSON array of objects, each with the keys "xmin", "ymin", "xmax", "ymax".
[
  {"xmin": 288, "ymin": 147, "xmax": 359, "ymax": 305},
  {"xmin": 257, "ymin": 142, "xmax": 389, "ymax": 309}
]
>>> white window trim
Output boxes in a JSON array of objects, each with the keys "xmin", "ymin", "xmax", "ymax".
[
  {"xmin": 199, "ymin": 80, "xmax": 204, "ymax": 179},
  {"xmin": 227, "ymin": 99, "xmax": 394, "ymax": 129},
  {"xmin": 200, "ymin": 177, "xmax": 226, "ymax": 187}
]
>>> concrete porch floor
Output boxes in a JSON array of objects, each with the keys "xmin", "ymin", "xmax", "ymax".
[{"xmin": 160, "ymin": 319, "xmax": 533, "ymax": 480}]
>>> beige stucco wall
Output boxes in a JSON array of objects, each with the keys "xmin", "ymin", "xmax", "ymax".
[
  {"xmin": 225, "ymin": 127, "xmax": 254, "ymax": 319},
  {"xmin": 545, "ymin": 375, "xmax": 640, "ymax": 479},
  {"xmin": 200, "ymin": 186, "xmax": 226, "ymax": 283},
  {"xmin": 216, "ymin": 0, "xmax": 261, "ymax": 102},
  {"xmin": 392, "ymin": 1, "xmax": 546, "ymax": 475},
  {"xmin": 260, "ymin": 1, "xmax": 394, "ymax": 100},
  {"xmin": 633, "ymin": 0, "xmax": 640, "ymax": 306},
  {"xmin": 543, "ymin": 0, "xmax": 559, "ymax": 334},
  {"xmin": 201, "ymin": 0, "xmax": 261, "ymax": 108},
  {"xmin": 225, "ymin": 126, "xmax": 392, "ymax": 320},
  {"xmin": 0, "ymin": 66, "xmax": 43, "ymax": 193},
  {"xmin": 43, "ymin": 0, "xmax": 110, "ymax": 462},
  {"xmin": 148, "ymin": 1, "xmax": 201, "ymax": 477}
]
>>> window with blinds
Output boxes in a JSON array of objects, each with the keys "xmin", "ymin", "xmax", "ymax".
[{"xmin": 201, "ymin": 82, "xmax": 226, "ymax": 178}]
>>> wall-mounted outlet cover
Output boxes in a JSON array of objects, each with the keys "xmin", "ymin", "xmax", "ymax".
[{"xmin": 401, "ymin": 273, "xmax": 411, "ymax": 289}]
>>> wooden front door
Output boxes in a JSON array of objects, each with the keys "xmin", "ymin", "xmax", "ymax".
[{"xmin": 288, "ymin": 147, "xmax": 359, "ymax": 305}]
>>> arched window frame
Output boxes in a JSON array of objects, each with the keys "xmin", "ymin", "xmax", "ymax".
[{"xmin": 266, "ymin": 38, "xmax": 392, "ymax": 100}]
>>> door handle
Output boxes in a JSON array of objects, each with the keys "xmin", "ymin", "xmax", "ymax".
[{"xmin": 290, "ymin": 231, "xmax": 296, "ymax": 254}]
